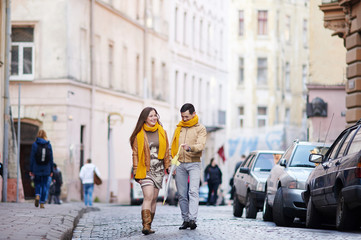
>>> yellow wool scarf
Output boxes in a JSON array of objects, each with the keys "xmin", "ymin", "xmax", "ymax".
[
  {"xmin": 171, "ymin": 115, "xmax": 199, "ymax": 158},
  {"xmin": 135, "ymin": 122, "xmax": 166, "ymax": 179}
]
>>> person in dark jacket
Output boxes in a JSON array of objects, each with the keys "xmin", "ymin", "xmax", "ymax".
[
  {"xmin": 49, "ymin": 163, "xmax": 62, "ymax": 204},
  {"xmin": 204, "ymin": 158, "xmax": 222, "ymax": 206},
  {"xmin": 29, "ymin": 130, "xmax": 54, "ymax": 209}
]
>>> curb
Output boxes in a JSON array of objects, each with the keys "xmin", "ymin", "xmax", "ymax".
[{"xmin": 61, "ymin": 207, "xmax": 100, "ymax": 240}]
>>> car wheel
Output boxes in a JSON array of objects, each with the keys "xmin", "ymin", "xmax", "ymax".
[
  {"xmin": 245, "ymin": 193, "xmax": 257, "ymax": 219},
  {"xmin": 306, "ymin": 196, "xmax": 321, "ymax": 229},
  {"xmin": 273, "ymin": 188, "xmax": 293, "ymax": 226},
  {"xmin": 233, "ymin": 194, "xmax": 244, "ymax": 217},
  {"xmin": 263, "ymin": 194, "xmax": 273, "ymax": 221},
  {"xmin": 336, "ymin": 191, "xmax": 357, "ymax": 231}
]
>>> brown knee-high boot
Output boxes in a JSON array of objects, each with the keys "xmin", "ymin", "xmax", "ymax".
[
  {"xmin": 149, "ymin": 212, "xmax": 155, "ymax": 234},
  {"xmin": 141, "ymin": 209, "xmax": 152, "ymax": 235}
]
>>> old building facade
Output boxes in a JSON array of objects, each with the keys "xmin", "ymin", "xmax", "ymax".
[
  {"xmin": 319, "ymin": 0, "xmax": 361, "ymax": 126},
  {"xmin": 307, "ymin": 0, "xmax": 347, "ymax": 143},
  {"xmin": 8, "ymin": 0, "xmax": 228, "ymax": 204}
]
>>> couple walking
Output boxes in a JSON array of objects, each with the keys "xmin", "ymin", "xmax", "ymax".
[{"xmin": 130, "ymin": 103, "xmax": 207, "ymax": 235}]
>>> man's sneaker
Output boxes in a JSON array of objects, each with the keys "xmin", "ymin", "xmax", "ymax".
[
  {"xmin": 189, "ymin": 220, "xmax": 197, "ymax": 230},
  {"xmin": 179, "ymin": 221, "xmax": 190, "ymax": 230},
  {"xmin": 34, "ymin": 195, "xmax": 40, "ymax": 207}
]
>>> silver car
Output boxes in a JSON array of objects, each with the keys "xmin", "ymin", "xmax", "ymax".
[
  {"xmin": 233, "ymin": 150, "xmax": 284, "ymax": 219},
  {"xmin": 263, "ymin": 140, "xmax": 329, "ymax": 226}
]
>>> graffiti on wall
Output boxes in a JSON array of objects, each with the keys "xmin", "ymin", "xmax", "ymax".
[{"xmin": 227, "ymin": 125, "xmax": 306, "ymax": 161}]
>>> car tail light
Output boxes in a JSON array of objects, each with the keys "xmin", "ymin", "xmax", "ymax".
[{"xmin": 356, "ymin": 159, "xmax": 361, "ymax": 178}]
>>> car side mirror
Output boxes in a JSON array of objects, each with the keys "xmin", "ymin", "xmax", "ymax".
[
  {"xmin": 279, "ymin": 158, "xmax": 287, "ymax": 167},
  {"xmin": 309, "ymin": 153, "xmax": 323, "ymax": 163},
  {"xmin": 238, "ymin": 167, "xmax": 250, "ymax": 174}
]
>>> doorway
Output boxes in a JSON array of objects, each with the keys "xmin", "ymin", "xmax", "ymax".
[{"xmin": 14, "ymin": 121, "xmax": 39, "ymax": 199}]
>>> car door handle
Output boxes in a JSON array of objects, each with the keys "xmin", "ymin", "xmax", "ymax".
[
  {"xmin": 322, "ymin": 163, "xmax": 329, "ymax": 170},
  {"xmin": 335, "ymin": 161, "xmax": 341, "ymax": 166}
]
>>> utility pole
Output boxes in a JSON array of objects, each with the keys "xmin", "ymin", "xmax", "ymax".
[{"xmin": 2, "ymin": 0, "xmax": 11, "ymax": 202}]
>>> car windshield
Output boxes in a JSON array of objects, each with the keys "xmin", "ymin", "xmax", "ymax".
[
  {"xmin": 289, "ymin": 145, "xmax": 329, "ymax": 167},
  {"xmin": 253, "ymin": 153, "xmax": 279, "ymax": 171}
]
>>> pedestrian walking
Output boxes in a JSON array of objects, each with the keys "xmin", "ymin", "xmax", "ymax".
[
  {"xmin": 79, "ymin": 159, "xmax": 101, "ymax": 207},
  {"xmin": 49, "ymin": 163, "xmax": 62, "ymax": 204},
  {"xmin": 130, "ymin": 107, "xmax": 170, "ymax": 235},
  {"xmin": 204, "ymin": 158, "xmax": 222, "ymax": 206},
  {"xmin": 171, "ymin": 103, "xmax": 207, "ymax": 230},
  {"xmin": 29, "ymin": 129, "xmax": 54, "ymax": 209}
]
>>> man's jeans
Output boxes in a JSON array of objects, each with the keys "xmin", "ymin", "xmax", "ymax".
[
  {"xmin": 34, "ymin": 175, "xmax": 49, "ymax": 204},
  {"xmin": 175, "ymin": 162, "xmax": 201, "ymax": 222},
  {"xmin": 83, "ymin": 183, "xmax": 94, "ymax": 206}
]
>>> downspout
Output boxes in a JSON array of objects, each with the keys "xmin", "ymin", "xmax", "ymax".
[
  {"xmin": 89, "ymin": 0, "xmax": 95, "ymax": 159},
  {"xmin": 2, "ymin": 0, "xmax": 11, "ymax": 202}
]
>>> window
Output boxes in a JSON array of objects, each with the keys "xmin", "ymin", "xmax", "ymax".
[
  {"xmin": 121, "ymin": 46, "xmax": 128, "ymax": 91},
  {"xmin": 199, "ymin": 20, "xmax": 203, "ymax": 52},
  {"xmin": 238, "ymin": 10, "xmax": 244, "ymax": 36},
  {"xmin": 207, "ymin": 23, "xmax": 211, "ymax": 54},
  {"xmin": 160, "ymin": 62, "xmax": 167, "ymax": 101},
  {"xmin": 174, "ymin": 8, "xmax": 178, "ymax": 41},
  {"xmin": 329, "ymin": 133, "xmax": 348, "ymax": 160},
  {"xmin": 337, "ymin": 128, "xmax": 358, "ymax": 158},
  {"xmin": 183, "ymin": 12, "xmax": 187, "ymax": 45},
  {"xmin": 347, "ymin": 128, "xmax": 361, "ymax": 155},
  {"xmin": 151, "ymin": 59, "xmax": 156, "ymax": 98},
  {"xmin": 174, "ymin": 71, "xmax": 179, "ymax": 106},
  {"xmin": 108, "ymin": 43, "xmax": 114, "ymax": 88},
  {"xmin": 257, "ymin": 107, "xmax": 267, "ymax": 127},
  {"xmin": 285, "ymin": 15, "xmax": 291, "ymax": 43},
  {"xmin": 302, "ymin": 64, "xmax": 307, "ymax": 92},
  {"xmin": 238, "ymin": 106, "xmax": 245, "ymax": 128},
  {"xmin": 303, "ymin": 19, "xmax": 308, "ymax": 47},
  {"xmin": 192, "ymin": 16, "xmax": 196, "ymax": 48},
  {"xmin": 285, "ymin": 62, "xmax": 290, "ymax": 90},
  {"xmin": 183, "ymin": 73, "xmax": 187, "ymax": 103},
  {"xmin": 135, "ymin": 54, "xmax": 140, "ymax": 95},
  {"xmin": 257, "ymin": 10, "xmax": 268, "ymax": 35},
  {"xmin": 257, "ymin": 58, "xmax": 267, "ymax": 85},
  {"xmin": 285, "ymin": 108, "xmax": 290, "ymax": 125},
  {"xmin": 219, "ymin": 30, "xmax": 223, "ymax": 60},
  {"xmin": 11, "ymin": 27, "xmax": 34, "ymax": 80},
  {"xmin": 238, "ymin": 57, "xmax": 244, "ymax": 85}
]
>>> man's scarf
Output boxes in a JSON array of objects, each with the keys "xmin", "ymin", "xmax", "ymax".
[
  {"xmin": 171, "ymin": 115, "xmax": 199, "ymax": 158},
  {"xmin": 135, "ymin": 122, "xmax": 166, "ymax": 179}
]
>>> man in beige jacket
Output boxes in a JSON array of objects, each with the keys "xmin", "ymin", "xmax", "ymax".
[{"xmin": 171, "ymin": 103, "xmax": 207, "ymax": 230}]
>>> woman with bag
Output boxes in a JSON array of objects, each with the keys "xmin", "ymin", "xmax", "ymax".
[{"xmin": 129, "ymin": 107, "xmax": 170, "ymax": 235}]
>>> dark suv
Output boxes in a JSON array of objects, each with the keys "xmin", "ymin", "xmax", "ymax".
[{"xmin": 302, "ymin": 119, "xmax": 361, "ymax": 231}]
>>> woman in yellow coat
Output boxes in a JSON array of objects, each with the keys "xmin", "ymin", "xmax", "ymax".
[{"xmin": 129, "ymin": 107, "xmax": 170, "ymax": 235}]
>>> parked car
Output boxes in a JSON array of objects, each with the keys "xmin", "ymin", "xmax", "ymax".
[
  {"xmin": 199, "ymin": 184, "xmax": 209, "ymax": 204},
  {"xmin": 130, "ymin": 169, "xmax": 178, "ymax": 205},
  {"xmin": 233, "ymin": 150, "xmax": 284, "ymax": 218},
  {"xmin": 302, "ymin": 119, "xmax": 361, "ymax": 231},
  {"xmin": 263, "ymin": 140, "xmax": 330, "ymax": 226}
]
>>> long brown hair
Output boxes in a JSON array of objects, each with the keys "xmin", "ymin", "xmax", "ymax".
[
  {"xmin": 129, "ymin": 107, "xmax": 162, "ymax": 147},
  {"xmin": 37, "ymin": 129, "xmax": 48, "ymax": 140}
]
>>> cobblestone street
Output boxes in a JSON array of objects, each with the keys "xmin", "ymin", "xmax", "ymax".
[{"xmin": 72, "ymin": 204, "xmax": 361, "ymax": 240}]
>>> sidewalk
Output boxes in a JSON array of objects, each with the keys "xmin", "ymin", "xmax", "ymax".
[{"xmin": 0, "ymin": 201, "xmax": 87, "ymax": 240}]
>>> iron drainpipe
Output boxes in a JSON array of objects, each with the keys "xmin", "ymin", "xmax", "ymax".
[
  {"xmin": 89, "ymin": 0, "xmax": 95, "ymax": 159},
  {"xmin": 2, "ymin": 0, "xmax": 11, "ymax": 202}
]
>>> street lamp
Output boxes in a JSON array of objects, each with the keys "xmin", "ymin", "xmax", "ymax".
[{"xmin": 107, "ymin": 112, "xmax": 123, "ymax": 203}]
